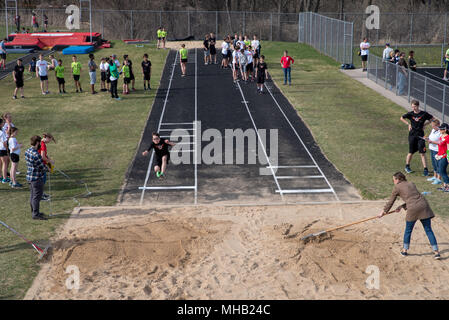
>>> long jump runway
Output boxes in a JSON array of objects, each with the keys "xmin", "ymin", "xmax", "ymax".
[{"xmin": 121, "ymin": 49, "xmax": 360, "ymax": 206}]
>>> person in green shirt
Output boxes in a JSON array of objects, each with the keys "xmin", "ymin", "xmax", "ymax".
[
  {"xmin": 179, "ymin": 44, "xmax": 188, "ymax": 77},
  {"xmin": 157, "ymin": 27, "xmax": 162, "ymax": 49},
  {"xmin": 71, "ymin": 55, "xmax": 82, "ymax": 93},
  {"xmin": 444, "ymin": 47, "xmax": 449, "ymax": 81},
  {"xmin": 121, "ymin": 60, "xmax": 131, "ymax": 95},
  {"xmin": 55, "ymin": 59, "xmax": 66, "ymax": 94}
]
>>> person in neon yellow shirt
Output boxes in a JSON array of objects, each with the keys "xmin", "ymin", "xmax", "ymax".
[
  {"xmin": 55, "ymin": 59, "xmax": 66, "ymax": 94},
  {"xmin": 71, "ymin": 55, "xmax": 82, "ymax": 93},
  {"xmin": 157, "ymin": 27, "xmax": 162, "ymax": 49},
  {"xmin": 121, "ymin": 60, "xmax": 131, "ymax": 94},
  {"xmin": 179, "ymin": 44, "xmax": 188, "ymax": 77}
]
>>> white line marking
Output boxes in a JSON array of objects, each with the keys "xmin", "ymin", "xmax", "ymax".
[
  {"xmin": 236, "ymin": 81, "xmax": 284, "ymax": 200},
  {"xmin": 172, "ymin": 150, "xmax": 194, "ymax": 153},
  {"xmin": 264, "ymin": 82, "xmax": 340, "ymax": 201},
  {"xmin": 139, "ymin": 186, "xmax": 196, "ymax": 190},
  {"xmin": 140, "ymin": 50, "xmax": 179, "ymax": 206},
  {"xmin": 160, "ymin": 135, "xmax": 193, "ymax": 138},
  {"xmin": 159, "ymin": 128, "xmax": 195, "ymax": 131},
  {"xmin": 161, "ymin": 122, "xmax": 195, "ymax": 125},
  {"xmin": 275, "ymin": 189, "xmax": 334, "ymax": 194},
  {"xmin": 266, "ymin": 165, "xmax": 317, "ymax": 169},
  {"xmin": 194, "ymin": 48, "xmax": 198, "ymax": 205},
  {"xmin": 176, "ymin": 142, "xmax": 195, "ymax": 145},
  {"xmin": 276, "ymin": 176, "xmax": 324, "ymax": 179}
]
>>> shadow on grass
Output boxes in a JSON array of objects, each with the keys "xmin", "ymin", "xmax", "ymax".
[{"xmin": 0, "ymin": 239, "xmax": 49, "ymax": 255}]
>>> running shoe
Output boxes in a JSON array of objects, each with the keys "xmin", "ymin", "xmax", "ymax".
[
  {"xmin": 405, "ymin": 166, "xmax": 413, "ymax": 173},
  {"xmin": 2, "ymin": 178, "xmax": 10, "ymax": 184},
  {"xmin": 115, "ymin": 97, "xmax": 122, "ymax": 101},
  {"xmin": 434, "ymin": 253, "xmax": 441, "ymax": 260},
  {"xmin": 21, "ymin": 96, "xmax": 25, "ymax": 99},
  {"xmin": 423, "ymin": 168, "xmax": 429, "ymax": 176},
  {"xmin": 160, "ymin": 172, "xmax": 165, "ymax": 178},
  {"xmin": 427, "ymin": 177, "xmax": 436, "ymax": 182},
  {"xmin": 400, "ymin": 250, "xmax": 408, "ymax": 257},
  {"xmin": 156, "ymin": 171, "xmax": 161, "ymax": 178},
  {"xmin": 444, "ymin": 77, "xmax": 448, "ymax": 81},
  {"xmin": 443, "ymin": 187, "xmax": 449, "ymax": 193},
  {"xmin": 13, "ymin": 95, "xmax": 17, "ymax": 99},
  {"xmin": 11, "ymin": 183, "xmax": 23, "ymax": 188},
  {"xmin": 432, "ymin": 179, "xmax": 442, "ymax": 185}
]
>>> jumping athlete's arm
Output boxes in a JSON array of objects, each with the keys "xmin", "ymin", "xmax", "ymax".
[
  {"xmin": 165, "ymin": 139, "xmax": 176, "ymax": 147},
  {"xmin": 142, "ymin": 144, "xmax": 154, "ymax": 156}
]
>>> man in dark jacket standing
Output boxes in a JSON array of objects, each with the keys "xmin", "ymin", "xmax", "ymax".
[{"xmin": 25, "ymin": 136, "xmax": 49, "ymax": 220}]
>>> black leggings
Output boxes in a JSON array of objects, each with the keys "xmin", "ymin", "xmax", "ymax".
[{"xmin": 110, "ymin": 80, "xmax": 118, "ymax": 98}]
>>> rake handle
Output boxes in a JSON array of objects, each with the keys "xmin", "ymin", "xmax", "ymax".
[{"xmin": 323, "ymin": 210, "xmax": 395, "ymax": 234}]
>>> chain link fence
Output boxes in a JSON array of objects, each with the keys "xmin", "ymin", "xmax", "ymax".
[
  {"xmin": 0, "ymin": 8, "xmax": 300, "ymax": 42},
  {"xmin": 298, "ymin": 12, "xmax": 354, "ymax": 65},
  {"xmin": 367, "ymin": 54, "xmax": 448, "ymax": 122}
]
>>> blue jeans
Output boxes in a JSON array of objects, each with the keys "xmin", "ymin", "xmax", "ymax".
[
  {"xmin": 438, "ymin": 157, "xmax": 449, "ymax": 184},
  {"xmin": 430, "ymin": 150, "xmax": 439, "ymax": 175},
  {"xmin": 283, "ymin": 67, "xmax": 291, "ymax": 84},
  {"xmin": 403, "ymin": 218, "xmax": 438, "ymax": 251}
]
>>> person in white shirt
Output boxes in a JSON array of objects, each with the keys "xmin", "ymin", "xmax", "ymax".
[
  {"xmin": 8, "ymin": 127, "xmax": 22, "ymax": 188},
  {"xmin": 251, "ymin": 35, "xmax": 260, "ymax": 66},
  {"xmin": 427, "ymin": 119, "xmax": 443, "ymax": 185},
  {"xmin": 382, "ymin": 43, "xmax": 393, "ymax": 62},
  {"xmin": 99, "ymin": 57, "xmax": 108, "ymax": 92},
  {"xmin": 360, "ymin": 37, "xmax": 370, "ymax": 72},
  {"xmin": 232, "ymin": 46, "xmax": 240, "ymax": 83},
  {"xmin": 244, "ymin": 48, "xmax": 254, "ymax": 81},
  {"xmin": 36, "ymin": 54, "xmax": 49, "ymax": 94},
  {"xmin": 221, "ymin": 37, "xmax": 229, "ymax": 69}
]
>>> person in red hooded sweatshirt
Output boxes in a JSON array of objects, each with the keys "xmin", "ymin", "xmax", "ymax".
[{"xmin": 280, "ymin": 50, "xmax": 294, "ymax": 86}]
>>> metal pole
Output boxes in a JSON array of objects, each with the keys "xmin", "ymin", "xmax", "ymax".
[
  {"xmin": 442, "ymin": 13, "xmax": 447, "ymax": 68},
  {"xmin": 216, "ymin": 11, "xmax": 218, "ymax": 38},
  {"xmin": 407, "ymin": 68, "xmax": 411, "ymax": 102},
  {"xmin": 424, "ymin": 77, "xmax": 427, "ymax": 111},
  {"xmin": 343, "ymin": 23, "xmax": 347, "ymax": 64},
  {"xmin": 443, "ymin": 85, "xmax": 446, "ymax": 123},
  {"xmin": 187, "ymin": 11, "xmax": 190, "ymax": 36},
  {"xmin": 243, "ymin": 12, "xmax": 245, "ymax": 35},
  {"xmin": 159, "ymin": 11, "xmax": 162, "ymax": 27},
  {"xmin": 5, "ymin": 1, "xmax": 8, "ymax": 38},
  {"xmin": 130, "ymin": 10, "xmax": 133, "ymax": 39},
  {"xmin": 270, "ymin": 13, "xmax": 273, "ymax": 41},
  {"xmin": 385, "ymin": 62, "xmax": 388, "ymax": 89},
  {"xmin": 351, "ymin": 22, "xmax": 354, "ymax": 65},
  {"xmin": 409, "ymin": 14, "xmax": 413, "ymax": 44},
  {"xmin": 395, "ymin": 64, "xmax": 399, "ymax": 95},
  {"xmin": 298, "ymin": 12, "xmax": 301, "ymax": 43},
  {"xmin": 375, "ymin": 55, "xmax": 378, "ymax": 84},
  {"xmin": 324, "ymin": 17, "xmax": 327, "ymax": 54},
  {"xmin": 330, "ymin": 19, "xmax": 333, "ymax": 57},
  {"xmin": 89, "ymin": 0, "xmax": 92, "ymax": 43},
  {"xmin": 101, "ymin": 9, "xmax": 104, "ymax": 36}
]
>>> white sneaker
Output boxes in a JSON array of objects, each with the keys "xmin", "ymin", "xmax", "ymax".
[
  {"xmin": 444, "ymin": 77, "xmax": 448, "ymax": 81},
  {"xmin": 427, "ymin": 177, "xmax": 436, "ymax": 182}
]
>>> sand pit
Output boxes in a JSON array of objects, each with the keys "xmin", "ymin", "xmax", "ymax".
[{"xmin": 25, "ymin": 203, "xmax": 449, "ymax": 300}]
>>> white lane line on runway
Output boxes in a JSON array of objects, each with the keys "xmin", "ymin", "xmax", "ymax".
[
  {"xmin": 140, "ymin": 50, "xmax": 179, "ymax": 206},
  {"xmin": 159, "ymin": 128, "xmax": 196, "ymax": 131},
  {"xmin": 161, "ymin": 122, "xmax": 195, "ymax": 125},
  {"xmin": 276, "ymin": 176, "xmax": 325, "ymax": 179},
  {"xmin": 266, "ymin": 165, "xmax": 317, "ymax": 169},
  {"xmin": 194, "ymin": 48, "xmax": 198, "ymax": 205},
  {"xmin": 160, "ymin": 135, "xmax": 194, "ymax": 138},
  {"xmin": 275, "ymin": 189, "xmax": 334, "ymax": 194},
  {"xmin": 264, "ymin": 82, "xmax": 340, "ymax": 202},
  {"xmin": 139, "ymin": 186, "xmax": 196, "ymax": 190},
  {"xmin": 236, "ymin": 82, "xmax": 284, "ymax": 201}
]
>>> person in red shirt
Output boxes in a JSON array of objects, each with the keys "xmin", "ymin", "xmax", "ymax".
[
  {"xmin": 425, "ymin": 123, "xmax": 449, "ymax": 192},
  {"xmin": 38, "ymin": 133, "xmax": 56, "ymax": 200},
  {"xmin": 280, "ymin": 50, "xmax": 294, "ymax": 86}
]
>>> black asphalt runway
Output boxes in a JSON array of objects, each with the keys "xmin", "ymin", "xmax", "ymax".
[{"xmin": 121, "ymin": 49, "xmax": 360, "ymax": 205}]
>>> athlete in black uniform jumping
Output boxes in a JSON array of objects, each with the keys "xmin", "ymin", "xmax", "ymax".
[{"xmin": 142, "ymin": 132, "xmax": 176, "ymax": 178}]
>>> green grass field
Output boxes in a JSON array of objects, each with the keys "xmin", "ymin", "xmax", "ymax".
[{"xmin": 0, "ymin": 41, "xmax": 168, "ymax": 299}]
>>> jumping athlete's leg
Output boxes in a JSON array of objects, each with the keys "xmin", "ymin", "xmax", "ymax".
[{"xmin": 161, "ymin": 155, "xmax": 168, "ymax": 174}]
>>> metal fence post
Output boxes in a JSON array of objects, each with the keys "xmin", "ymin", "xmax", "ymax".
[
  {"xmin": 424, "ymin": 77, "xmax": 427, "ymax": 111},
  {"xmin": 243, "ymin": 12, "xmax": 245, "ymax": 35},
  {"xmin": 442, "ymin": 13, "xmax": 447, "ymax": 67},
  {"xmin": 187, "ymin": 11, "xmax": 190, "ymax": 36},
  {"xmin": 443, "ymin": 85, "xmax": 446, "ymax": 123},
  {"xmin": 270, "ymin": 13, "xmax": 273, "ymax": 41},
  {"xmin": 298, "ymin": 12, "xmax": 300, "ymax": 43},
  {"xmin": 216, "ymin": 11, "xmax": 218, "ymax": 38},
  {"xmin": 395, "ymin": 64, "xmax": 399, "ymax": 95},
  {"xmin": 130, "ymin": 10, "xmax": 133, "ymax": 39},
  {"xmin": 375, "ymin": 55, "xmax": 378, "ymax": 83},
  {"xmin": 159, "ymin": 11, "xmax": 162, "ymax": 27},
  {"xmin": 385, "ymin": 62, "xmax": 388, "ymax": 89},
  {"xmin": 409, "ymin": 14, "xmax": 413, "ymax": 44},
  {"xmin": 101, "ymin": 9, "xmax": 104, "ymax": 36},
  {"xmin": 324, "ymin": 17, "xmax": 327, "ymax": 54},
  {"xmin": 407, "ymin": 68, "xmax": 411, "ymax": 102}
]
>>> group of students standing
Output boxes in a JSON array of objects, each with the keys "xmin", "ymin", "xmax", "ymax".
[{"xmin": 12, "ymin": 52, "xmax": 153, "ymax": 101}]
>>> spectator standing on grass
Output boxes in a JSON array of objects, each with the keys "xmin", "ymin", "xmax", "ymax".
[
  {"xmin": 12, "ymin": 59, "xmax": 25, "ymax": 100},
  {"xmin": 382, "ymin": 43, "xmax": 393, "ymax": 62},
  {"xmin": 55, "ymin": 59, "xmax": 66, "ymax": 94},
  {"xmin": 71, "ymin": 55, "xmax": 83, "ymax": 93},
  {"xmin": 161, "ymin": 28, "xmax": 167, "ymax": 49},
  {"xmin": 43, "ymin": 14, "xmax": 49, "ymax": 32},
  {"xmin": 425, "ymin": 119, "xmax": 442, "ymax": 185},
  {"xmin": 48, "ymin": 54, "xmax": 58, "ymax": 71},
  {"xmin": 156, "ymin": 27, "xmax": 162, "ymax": 49},
  {"xmin": 400, "ymin": 100, "xmax": 434, "ymax": 176},
  {"xmin": 36, "ymin": 54, "xmax": 49, "ymax": 95},
  {"xmin": 123, "ymin": 55, "xmax": 136, "ymax": 91},
  {"xmin": 244, "ymin": 46, "xmax": 254, "ymax": 81},
  {"xmin": 203, "ymin": 34, "xmax": 211, "ymax": 65},
  {"xmin": 425, "ymin": 123, "xmax": 449, "ymax": 193},
  {"xmin": 397, "ymin": 52, "xmax": 408, "ymax": 96},
  {"xmin": 391, "ymin": 49, "xmax": 400, "ymax": 64},
  {"xmin": 25, "ymin": 135, "xmax": 49, "ymax": 220},
  {"xmin": 280, "ymin": 50, "xmax": 294, "ymax": 86},
  {"xmin": 232, "ymin": 45, "xmax": 240, "ymax": 83},
  {"xmin": 109, "ymin": 59, "xmax": 120, "ymax": 100},
  {"xmin": 32, "ymin": 13, "xmax": 38, "ymax": 32},
  {"xmin": 379, "ymin": 172, "xmax": 441, "ymax": 260},
  {"xmin": 142, "ymin": 53, "xmax": 152, "ymax": 90},
  {"xmin": 121, "ymin": 60, "xmax": 131, "ymax": 95},
  {"xmin": 179, "ymin": 44, "xmax": 188, "ymax": 77},
  {"xmin": 14, "ymin": 14, "xmax": 20, "ymax": 33},
  {"xmin": 8, "ymin": 127, "xmax": 22, "ymax": 188},
  {"xmin": 29, "ymin": 56, "xmax": 37, "ymax": 76},
  {"xmin": 408, "ymin": 51, "xmax": 417, "ymax": 72},
  {"xmin": 38, "ymin": 133, "xmax": 56, "ymax": 201},
  {"xmin": 88, "ymin": 53, "xmax": 98, "ymax": 94},
  {"xmin": 360, "ymin": 37, "xmax": 370, "ymax": 71},
  {"xmin": 104, "ymin": 57, "xmax": 111, "ymax": 92},
  {"xmin": 252, "ymin": 35, "xmax": 261, "ymax": 67},
  {"xmin": 0, "ymin": 39, "xmax": 7, "ymax": 71},
  {"xmin": 99, "ymin": 57, "xmax": 107, "ymax": 92}
]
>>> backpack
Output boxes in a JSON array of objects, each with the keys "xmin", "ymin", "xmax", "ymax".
[{"xmin": 239, "ymin": 52, "xmax": 247, "ymax": 65}]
